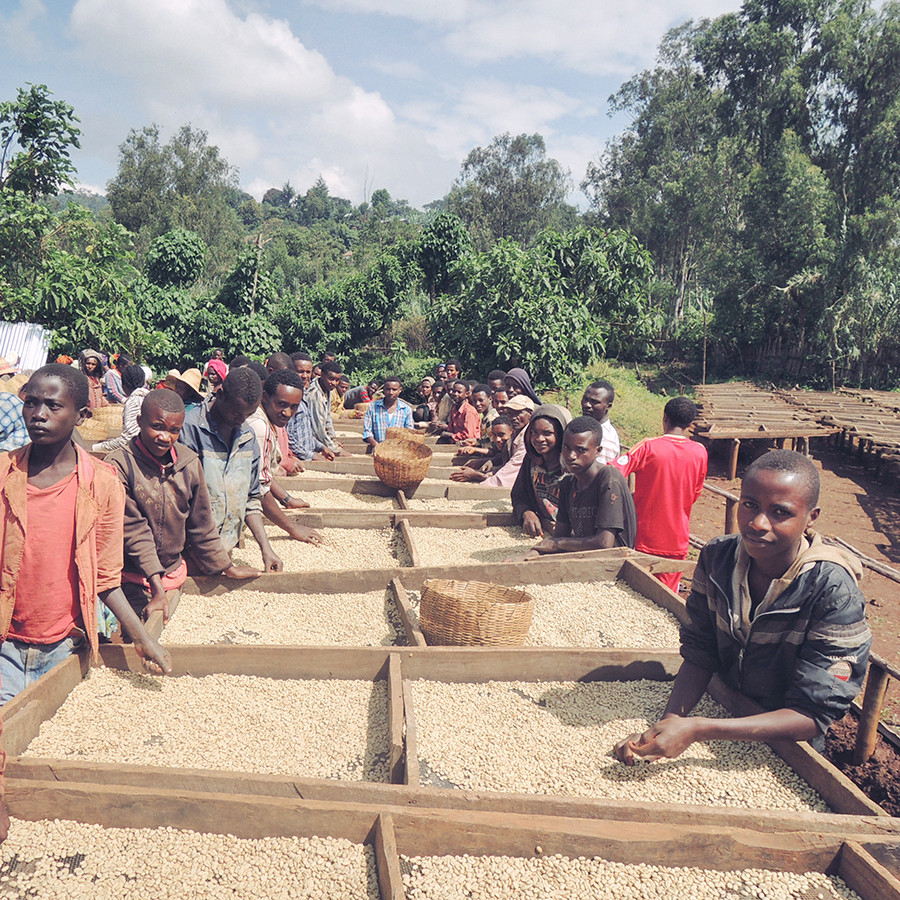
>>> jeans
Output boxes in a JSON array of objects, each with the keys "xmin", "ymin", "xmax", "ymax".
[{"xmin": 0, "ymin": 634, "xmax": 82, "ymax": 705}]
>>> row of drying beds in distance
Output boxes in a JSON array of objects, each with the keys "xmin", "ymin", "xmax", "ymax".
[{"xmin": 3, "ymin": 478, "xmax": 900, "ymax": 897}]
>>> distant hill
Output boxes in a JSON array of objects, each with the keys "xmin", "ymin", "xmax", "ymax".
[{"xmin": 45, "ymin": 188, "xmax": 109, "ymax": 215}]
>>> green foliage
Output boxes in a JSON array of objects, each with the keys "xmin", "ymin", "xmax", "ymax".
[
  {"xmin": 449, "ymin": 133, "xmax": 573, "ymax": 249},
  {"xmin": 418, "ymin": 212, "xmax": 471, "ymax": 299},
  {"xmin": 3, "ymin": 204, "xmax": 171, "ymax": 360},
  {"xmin": 587, "ymin": 0, "xmax": 900, "ymax": 386},
  {"xmin": 146, "ymin": 229, "xmax": 206, "ymax": 287},
  {"xmin": 0, "ymin": 84, "xmax": 81, "ymax": 200},
  {"xmin": 106, "ymin": 123, "xmax": 243, "ymax": 273},
  {"xmin": 428, "ymin": 227, "xmax": 653, "ymax": 386},
  {"xmin": 274, "ymin": 245, "xmax": 423, "ymax": 359}
]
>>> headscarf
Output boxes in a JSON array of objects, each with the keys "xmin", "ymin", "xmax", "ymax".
[
  {"xmin": 204, "ymin": 359, "xmax": 228, "ymax": 383},
  {"xmin": 524, "ymin": 404, "xmax": 572, "ymax": 462},
  {"xmin": 505, "ymin": 367, "xmax": 542, "ymax": 405},
  {"xmin": 78, "ymin": 349, "xmax": 104, "ymax": 378}
]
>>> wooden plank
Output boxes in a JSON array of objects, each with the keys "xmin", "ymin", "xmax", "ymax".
[
  {"xmin": 9, "ymin": 759, "xmax": 900, "ymax": 838},
  {"xmin": 390, "ymin": 577, "xmax": 427, "ymax": 648},
  {"xmin": 397, "ymin": 517, "xmax": 421, "ymax": 568},
  {"xmin": 707, "ymin": 675, "xmax": 886, "ymax": 817},
  {"xmin": 396, "ymin": 489, "xmax": 410, "ymax": 510},
  {"xmin": 618, "ymin": 559, "xmax": 690, "ymax": 626},
  {"xmin": 4, "ymin": 780, "xmax": 379, "ymax": 843},
  {"xmin": 98, "ymin": 644, "xmax": 394, "ymax": 681},
  {"xmin": 838, "ymin": 841, "xmax": 900, "ymax": 900},
  {"xmin": 1, "ymin": 652, "xmax": 88, "ymax": 756},
  {"xmin": 399, "ymin": 648, "xmax": 683, "ymax": 683},
  {"xmin": 387, "ymin": 654, "xmax": 405, "ymax": 784},
  {"xmin": 279, "ymin": 475, "xmax": 396, "ymax": 497},
  {"xmin": 375, "ymin": 812, "xmax": 405, "ymax": 900},
  {"xmin": 182, "ymin": 555, "xmax": 641, "ymax": 596},
  {"xmin": 388, "ymin": 808, "xmax": 854, "ymax": 875},
  {"xmin": 855, "ymin": 662, "xmax": 891, "ymax": 764},
  {"xmin": 403, "ymin": 679, "xmax": 419, "ymax": 787}
]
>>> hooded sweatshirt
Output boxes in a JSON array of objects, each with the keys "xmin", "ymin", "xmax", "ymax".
[
  {"xmin": 681, "ymin": 531, "xmax": 870, "ymax": 737},
  {"xmin": 510, "ymin": 404, "xmax": 572, "ymax": 528}
]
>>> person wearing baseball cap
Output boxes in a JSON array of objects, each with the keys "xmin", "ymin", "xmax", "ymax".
[{"xmin": 451, "ymin": 394, "xmax": 535, "ymax": 486}]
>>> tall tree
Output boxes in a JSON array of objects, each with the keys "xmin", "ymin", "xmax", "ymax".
[
  {"xmin": 449, "ymin": 133, "xmax": 573, "ymax": 249},
  {"xmin": 0, "ymin": 83, "xmax": 81, "ymax": 200},
  {"xmin": 106, "ymin": 124, "xmax": 242, "ymax": 273}
]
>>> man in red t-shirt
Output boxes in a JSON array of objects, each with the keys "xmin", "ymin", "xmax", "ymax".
[{"xmin": 610, "ymin": 397, "xmax": 707, "ymax": 592}]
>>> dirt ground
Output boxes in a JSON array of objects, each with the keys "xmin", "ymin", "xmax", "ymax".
[{"xmin": 687, "ymin": 435, "xmax": 900, "ymax": 719}]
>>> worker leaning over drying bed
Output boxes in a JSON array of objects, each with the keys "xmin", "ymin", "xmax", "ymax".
[
  {"xmin": 246, "ymin": 370, "xmax": 323, "ymax": 547},
  {"xmin": 178, "ymin": 368, "xmax": 285, "ymax": 572},
  {"xmin": 105, "ymin": 389, "xmax": 261, "ymax": 626},
  {"xmin": 615, "ymin": 449, "xmax": 871, "ymax": 765},
  {"xmin": 0, "ymin": 365, "xmax": 173, "ymax": 725},
  {"xmin": 513, "ymin": 416, "xmax": 636, "ymax": 559}
]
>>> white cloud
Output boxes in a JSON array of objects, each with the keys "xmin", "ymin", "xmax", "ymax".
[
  {"xmin": 0, "ymin": 0, "xmax": 46, "ymax": 56},
  {"xmin": 403, "ymin": 80, "xmax": 593, "ymax": 162},
  {"xmin": 66, "ymin": 0, "xmax": 456, "ymax": 204},
  {"xmin": 306, "ymin": 0, "xmax": 738, "ymax": 75}
]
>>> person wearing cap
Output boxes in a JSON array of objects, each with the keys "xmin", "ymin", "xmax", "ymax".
[
  {"xmin": 413, "ymin": 377, "xmax": 435, "ymax": 423},
  {"xmin": 169, "ymin": 369, "xmax": 206, "ymax": 411},
  {"xmin": 204, "ymin": 359, "xmax": 228, "ymax": 394},
  {"xmin": 451, "ymin": 394, "xmax": 534, "ymax": 486}
]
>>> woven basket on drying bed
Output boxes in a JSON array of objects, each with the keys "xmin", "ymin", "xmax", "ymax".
[
  {"xmin": 385, "ymin": 426, "xmax": 424, "ymax": 443},
  {"xmin": 419, "ymin": 579, "xmax": 534, "ymax": 646},
  {"xmin": 373, "ymin": 437, "xmax": 432, "ymax": 491},
  {"xmin": 76, "ymin": 414, "xmax": 108, "ymax": 442}
]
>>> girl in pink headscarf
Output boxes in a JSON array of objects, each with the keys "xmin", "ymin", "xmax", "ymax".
[{"xmin": 204, "ymin": 359, "xmax": 228, "ymax": 394}]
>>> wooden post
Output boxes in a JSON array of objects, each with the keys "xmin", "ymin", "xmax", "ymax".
[
  {"xmin": 374, "ymin": 812, "xmax": 405, "ymax": 900},
  {"xmin": 728, "ymin": 439, "xmax": 740, "ymax": 480},
  {"xmin": 854, "ymin": 662, "xmax": 891, "ymax": 766},
  {"xmin": 725, "ymin": 497, "xmax": 738, "ymax": 535}
]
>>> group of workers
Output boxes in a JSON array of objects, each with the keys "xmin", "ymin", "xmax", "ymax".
[{"xmin": 0, "ymin": 346, "xmax": 872, "ymax": 841}]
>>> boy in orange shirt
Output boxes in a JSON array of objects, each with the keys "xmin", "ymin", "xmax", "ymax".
[{"xmin": 0, "ymin": 365, "xmax": 172, "ymax": 705}]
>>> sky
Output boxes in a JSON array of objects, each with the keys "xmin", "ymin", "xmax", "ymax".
[{"xmin": 0, "ymin": 0, "xmax": 740, "ymax": 209}]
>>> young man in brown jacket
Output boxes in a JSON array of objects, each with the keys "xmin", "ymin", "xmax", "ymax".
[{"xmin": 105, "ymin": 389, "xmax": 259, "ymax": 623}]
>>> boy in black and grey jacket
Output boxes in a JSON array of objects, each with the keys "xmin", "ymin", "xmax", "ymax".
[{"xmin": 615, "ymin": 449, "xmax": 870, "ymax": 764}]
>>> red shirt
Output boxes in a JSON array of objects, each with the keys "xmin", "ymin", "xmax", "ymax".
[
  {"xmin": 610, "ymin": 435, "xmax": 707, "ymax": 557},
  {"xmin": 10, "ymin": 469, "xmax": 80, "ymax": 643},
  {"xmin": 447, "ymin": 400, "xmax": 481, "ymax": 443}
]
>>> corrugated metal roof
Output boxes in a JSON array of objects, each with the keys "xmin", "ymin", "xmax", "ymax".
[{"xmin": 0, "ymin": 321, "xmax": 53, "ymax": 372}]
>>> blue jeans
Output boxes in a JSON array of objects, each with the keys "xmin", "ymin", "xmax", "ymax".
[{"xmin": 0, "ymin": 635, "xmax": 82, "ymax": 705}]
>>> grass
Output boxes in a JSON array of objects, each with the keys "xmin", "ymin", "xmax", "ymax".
[{"xmin": 542, "ymin": 360, "xmax": 669, "ymax": 448}]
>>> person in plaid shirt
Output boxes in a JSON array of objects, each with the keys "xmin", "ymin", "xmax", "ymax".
[
  {"xmin": 0, "ymin": 388, "xmax": 28, "ymax": 452},
  {"xmin": 363, "ymin": 376, "xmax": 413, "ymax": 447}
]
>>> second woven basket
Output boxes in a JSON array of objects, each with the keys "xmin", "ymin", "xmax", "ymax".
[
  {"xmin": 373, "ymin": 437, "xmax": 432, "ymax": 491},
  {"xmin": 419, "ymin": 579, "xmax": 534, "ymax": 646}
]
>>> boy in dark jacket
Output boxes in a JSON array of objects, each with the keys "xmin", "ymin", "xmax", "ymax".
[
  {"xmin": 106, "ymin": 390, "xmax": 259, "ymax": 623},
  {"xmin": 615, "ymin": 449, "xmax": 871, "ymax": 764}
]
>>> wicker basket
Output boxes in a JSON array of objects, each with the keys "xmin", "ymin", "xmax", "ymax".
[
  {"xmin": 419, "ymin": 579, "xmax": 534, "ymax": 647},
  {"xmin": 93, "ymin": 406, "xmax": 125, "ymax": 427},
  {"xmin": 355, "ymin": 402, "xmax": 371, "ymax": 414},
  {"xmin": 373, "ymin": 437, "xmax": 432, "ymax": 491},
  {"xmin": 76, "ymin": 415, "xmax": 108, "ymax": 442},
  {"xmin": 385, "ymin": 426, "xmax": 424, "ymax": 443}
]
